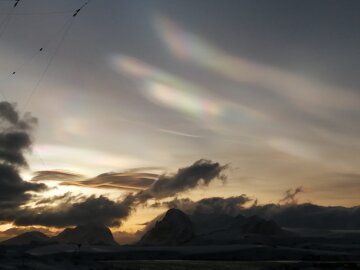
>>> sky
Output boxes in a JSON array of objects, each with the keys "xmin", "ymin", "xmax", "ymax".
[{"xmin": 0, "ymin": 0, "xmax": 360, "ymax": 234}]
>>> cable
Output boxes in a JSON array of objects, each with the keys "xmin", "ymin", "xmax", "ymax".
[
  {"xmin": 22, "ymin": 1, "xmax": 90, "ymax": 169},
  {"xmin": 0, "ymin": 10, "xmax": 79, "ymax": 100},
  {"xmin": 0, "ymin": 15, "xmax": 74, "ymax": 102},
  {"xmin": 22, "ymin": 1, "xmax": 90, "ymax": 111},
  {"xmin": 0, "ymin": 10, "xmax": 74, "ymax": 16},
  {"xmin": 21, "ymin": 19, "xmax": 74, "ymax": 111},
  {"xmin": 0, "ymin": 1, "xmax": 90, "ymax": 169},
  {"xmin": 0, "ymin": 0, "xmax": 16, "ymax": 100},
  {"xmin": 5, "ymin": 15, "xmax": 74, "ymax": 80},
  {"xmin": 0, "ymin": 0, "xmax": 19, "ymax": 40}
]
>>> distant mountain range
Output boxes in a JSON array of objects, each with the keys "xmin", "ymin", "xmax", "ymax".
[
  {"xmin": 1, "ymin": 208, "xmax": 359, "ymax": 263},
  {"xmin": 0, "ymin": 208, "xmax": 291, "ymax": 247},
  {"xmin": 0, "ymin": 231, "xmax": 50, "ymax": 246},
  {"xmin": 139, "ymin": 208, "xmax": 290, "ymax": 246},
  {"xmin": 0, "ymin": 224, "xmax": 118, "ymax": 247}
]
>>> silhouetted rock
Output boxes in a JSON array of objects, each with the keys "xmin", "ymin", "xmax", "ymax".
[
  {"xmin": 0, "ymin": 231, "xmax": 49, "ymax": 246},
  {"xmin": 139, "ymin": 208, "xmax": 194, "ymax": 246},
  {"xmin": 53, "ymin": 224, "xmax": 118, "ymax": 246}
]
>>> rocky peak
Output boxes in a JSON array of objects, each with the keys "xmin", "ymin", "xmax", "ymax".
[
  {"xmin": 139, "ymin": 208, "xmax": 194, "ymax": 246},
  {"xmin": 54, "ymin": 224, "xmax": 118, "ymax": 246}
]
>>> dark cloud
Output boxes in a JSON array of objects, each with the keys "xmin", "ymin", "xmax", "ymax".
[
  {"xmin": 155, "ymin": 195, "xmax": 252, "ymax": 216},
  {"xmin": 237, "ymin": 203, "xmax": 360, "ymax": 230},
  {"xmin": 34, "ymin": 192, "xmax": 85, "ymax": 206},
  {"xmin": 0, "ymin": 102, "xmax": 37, "ymax": 168},
  {"xmin": 279, "ymin": 186, "xmax": 304, "ymax": 205},
  {"xmin": 14, "ymin": 194, "xmax": 136, "ymax": 228},
  {"xmin": 135, "ymin": 159, "xmax": 228, "ymax": 202},
  {"xmin": 0, "ymin": 102, "xmax": 46, "ymax": 221},
  {"xmin": 0, "ymin": 166, "xmax": 44, "ymax": 209},
  {"xmin": 0, "ymin": 102, "xmax": 19, "ymax": 124}
]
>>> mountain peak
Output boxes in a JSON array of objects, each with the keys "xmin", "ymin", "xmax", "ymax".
[
  {"xmin": 139, "ymin": 208, "xmax": 194, "ymax": 246},
  {"xmin": 0, "ymin": 231, "xmax": 49, "ymax": 246},
  {"xmin": 54, "ymin": 224, "xmax": 118, "ymax": 246},
  {"xmin": 164, "ymin": 208, "xmax": 190, "ymax": 220}
]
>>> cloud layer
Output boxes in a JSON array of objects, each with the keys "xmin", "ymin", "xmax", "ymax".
[
  {"xmin": 14, "ymin": 194, "xmax": 135, "ymax": 227},
  {"xmin": 0, "ymin": 104, "xmax": 357, "ymax": 231},
  {"xmin": 7, "ymin": 159, "xmax": 228, "ymax": 227}
]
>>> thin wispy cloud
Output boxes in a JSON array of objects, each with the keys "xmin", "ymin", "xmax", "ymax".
[{"xmin": 157, "ymin": 128, "xmax": 202, "ymax": 138}]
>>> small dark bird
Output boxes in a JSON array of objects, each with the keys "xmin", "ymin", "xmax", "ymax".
[
  {"xmin": 39, "ymin": 48, "xmax": 43, "ymax": 52},
  {"xmin": 14, "ymin": 0, "xmax": 20, "ymax": 8},
  {"xmin": 73, "ymin": 9, "xmax": 81, "ymax": 17}
]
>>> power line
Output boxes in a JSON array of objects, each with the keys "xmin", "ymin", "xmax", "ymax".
[
  {"xmin": 0, "ymin": 16, "xmax": 72, "ymax": 101},
  {"xmin": 7, "ymin": 1, "xmax": 89, "ymax": 170},
  {"xmin": 21, "ymin": 18, "xmax": 75, "ymax": 111},
  {"xmin": 21, "ymin": 1, "xmax": 90, "ymax": 111},
  {"xmin": 0, "ymin": 0, "xmax": 91, "ymax": 170},
  {"xmin": 0, "ymin": 10, "xmax": 74, "ymax": 16},
  {"xmin": 8, "ymin": 14, "xmax": 72, "ymax": 78},
  {"xmin": 0, "ymin": 0, "xmax": 15, "ymax": 101},
  {"xmin": 0, "ymin": 0, "xmax": 19, "ymax": 40},
  {"xmin": 1, "ymin": 15, "xmax": 75, "ymax": 100}
]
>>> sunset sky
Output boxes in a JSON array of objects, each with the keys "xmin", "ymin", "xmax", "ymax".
[{"xmin": 0, "ymin": 0, "xmax": 360, "ymax": 234}]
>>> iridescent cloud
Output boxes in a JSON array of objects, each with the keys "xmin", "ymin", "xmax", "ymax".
[
  {"xmin": 111, "ymin": 55, "xmax": 223, "ymax": 121},
  {"xmin": 154, "ymin": 15, "xmax": 360, "ymax": 112}
]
